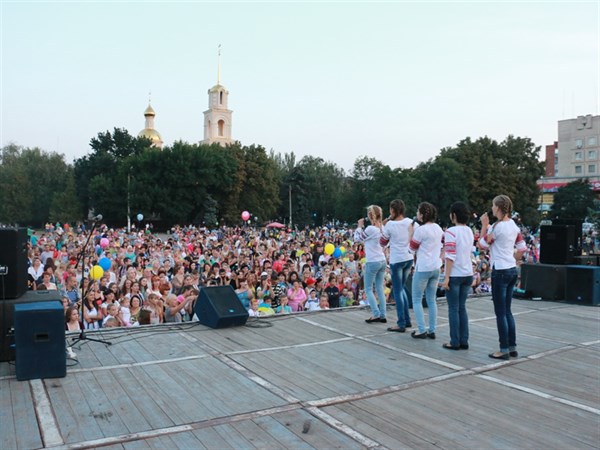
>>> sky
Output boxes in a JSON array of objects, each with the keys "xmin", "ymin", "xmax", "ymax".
[{"xmin": 1, "ymin": 1, "xmax": 599, "ymax": 172}]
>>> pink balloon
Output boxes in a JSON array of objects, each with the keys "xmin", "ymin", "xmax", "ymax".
[
  {"xmin": 241, "ymin": 211, "xmax": 250, "ymax": 221},
  {"xmin": 100, "ymin": 238, "xmax": 109, "ymax": 248}
]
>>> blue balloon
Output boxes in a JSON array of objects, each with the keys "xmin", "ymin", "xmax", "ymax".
[
  {"xmin": 333, "ymin": 248, "xmax": 342, "ymax": 258},
  {"xmin": 98, "ymin": 257, "xmax": 112, "ymax": 271},
  {"xmin": 96, "ymin": 246, "xmax": 103, "ymax": 256}
]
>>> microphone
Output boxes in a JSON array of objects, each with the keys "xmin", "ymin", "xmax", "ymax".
[
  {"xmin": 92, "ymin": 214, "xmax": 103, "ymax": 221},
  {"xmin": 411, "ymin": 216, "xmax": 417, "ymax": 225}
]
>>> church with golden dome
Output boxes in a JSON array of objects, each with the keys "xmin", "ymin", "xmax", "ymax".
[{"xmin": 137, "ymin": 47, "xmax": 234, "ymax": 149}]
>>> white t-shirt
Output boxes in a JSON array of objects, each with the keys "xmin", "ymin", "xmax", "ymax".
[
  {"xmin": 444, "ymin": 225, "xmax": 474, "ymax": 277},
  {"xmin": 381, "ymin": 218, "xmax": 416, "ymax": 264},
  {"xmin": 479, "ymin": 219, "xmax": 527, "ymax": 270},
  {"xmin": 354, "ymin": 225, "xmax": 386, "ymax": 263},
  {"xmin": 410, "ymin": 223, "xmax": 443, "ymax": 272}
]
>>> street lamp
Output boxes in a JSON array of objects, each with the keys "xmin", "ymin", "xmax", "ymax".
[
  {"xmin": 540, "ymin": 176, "xmax": 545, "ymax": 216},
  {"xmin": 127, "ymin": 166, "xmax": 132, "ymax": 232}
]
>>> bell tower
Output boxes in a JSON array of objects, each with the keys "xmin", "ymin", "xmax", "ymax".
[{"xmin": 201, "ymin": 45, "xmax": 233, "ymax": 146}]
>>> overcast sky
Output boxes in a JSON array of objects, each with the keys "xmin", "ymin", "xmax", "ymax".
[{"xmin": 1, "ymin": 1, "xmax": 598, "ymax": 172}]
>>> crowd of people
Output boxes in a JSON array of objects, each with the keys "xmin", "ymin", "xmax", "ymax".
[{"xmin": 20, "ymin": 195, "xmax": 557, "ymax": 360}]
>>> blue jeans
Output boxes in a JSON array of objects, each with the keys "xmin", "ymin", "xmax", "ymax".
[
  {"xmin": 412, "ymin": 269, "xmax": 439, "ymax": 333},
  {"xmin": 390, "ymin": 260, "xmax": 413, "ymax": 327},
  {"xmin": 446, "ymin": 276, "xmax": 473, "ymax": 347},
  {"xmin": 364, "ymin": 260, "xmax": 387, "ymax": 318},
  {"xmin": 491, "ymin": 267, "xmax": 518, "ymax": 352}
]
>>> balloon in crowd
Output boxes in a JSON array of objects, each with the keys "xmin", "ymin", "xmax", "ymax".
[
  {"xmin": 340, "ymin": 246, "xmax": 346, "ymax": 256},
  {"xmin": 90, "ymin": 265, "xmax": 104, "ymax": 280},
  {"xmin": 100, "ymin": 237, "xmax": 109, "ymax": 248},
  {"xmin": 98, "ymin": 257, "xmax": 112, "ymax": 271},
  {"xmin": 137, "ymin": 213, "xmax": 144, "ymax": 221},
  {"xmin": 272, "ymin": 260, "xmax": 284, "ymax": 273},
  {"xmin": 324, "ymin": 243, "xmax": 335, "ymax": 255},
  {"xmin": 241, "ymin": 211, "xmax": 250, "ymax": 221},
  {"xmin": 332, "ymin": 247, "xmax": 342, "ymax": 258}
]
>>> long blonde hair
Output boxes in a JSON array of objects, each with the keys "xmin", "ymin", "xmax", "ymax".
[{"xmin": 367, "ymin": 205, "xmax": 383, "ymax": 226}]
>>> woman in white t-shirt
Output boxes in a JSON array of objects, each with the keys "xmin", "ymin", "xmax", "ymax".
[
  {"xmin": 479, "ymin": 195, "xmax": 527, "ymax": 360},
  {"xmin": 380, "ymin": 199, "xmax": 415, "ymax": 332},
  {"xmin": 354, "ymin": 205, "xmax": 388, "ymax": 323},
  {"xmin": 441, "ymin": 202, "xmax": 474, "ymax": 350},
  {"xmin": 409, "ymin": 202, "xmax": 443, "ymax": 339}
]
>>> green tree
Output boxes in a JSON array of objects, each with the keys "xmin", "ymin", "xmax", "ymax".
[
  {"xmin": 49, "ymin": 169, "xmax": 82, "ymax": 223},
  {"xmin": 0, "ymin": 144, "xmax": 75, "ymax": 225},
  {"xmin": 550, "ymin": 179, "xmax": 597, "ymax": 219}
]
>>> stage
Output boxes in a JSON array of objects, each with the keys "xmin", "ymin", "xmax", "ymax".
[{"xmin": 1, "ymin": 296, "xmax": 598, "ymax": 449}]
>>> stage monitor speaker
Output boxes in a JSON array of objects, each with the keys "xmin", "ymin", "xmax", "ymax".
[
  {"xmin": 520, "ymin": 263, "xmax": 566, "ymax": 300},
  {"xmin": 0, "ymin": 290, "xmax": 62, "ymax": 362},
  {"xmin": 0, "ymin": 227, "xmax": 28, "ymax": 299},
  {"xmin": 565, "ymin": 266, "xmax": 600, "ymax": 305},
  {"xmin": 540, "ymin": 225, "xmax": 576, "ymax": 265},
  {"xmin": 195, "ymin": 285, "xmax": 249, "ymax": 329},
  {"xmin": 14, "ymin": 298, "xmax": 65, "ymax": 380}
]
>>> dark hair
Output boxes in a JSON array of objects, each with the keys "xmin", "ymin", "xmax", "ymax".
[
  {"xmin": 389, "ymin": 199, "xmax": 405, "ymax": 219},
  {"xmin": 449, "ymin": 202, "xmax": 470, "ymax": 225},
  {"xmin": 138, "ymin": 309, "xmax": 151, "ymax": 325},
  {"xmin": 418, "ymin": 202, "xmax": 437, "ymax": 223}
]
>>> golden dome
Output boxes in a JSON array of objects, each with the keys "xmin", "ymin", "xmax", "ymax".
[
  {"xmin": 144, "ymin": 105, "xmax": 156, "ymax": 116},
  {"xmin": 138, "ymin": 128, "xmax": 162, "ymax": 143}
]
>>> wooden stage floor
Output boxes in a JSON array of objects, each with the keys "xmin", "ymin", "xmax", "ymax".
[{"xmin": 1, "ymin": 296, "xmax": 599, "ymax": 449}]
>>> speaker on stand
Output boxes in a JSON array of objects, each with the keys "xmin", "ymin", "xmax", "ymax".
[
  {"xmin": 0, "ymin": 227, "xmax": 28, "ymax": 299},
  {"xmin": 194, "ymin": 285, "xmax": 249, "ymax": 329}
]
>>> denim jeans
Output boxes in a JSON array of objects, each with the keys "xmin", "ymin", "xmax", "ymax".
[
  {"xmin": 390, "ymin": 260, "xmax": 413, "ymax": 327},
  {"xmin": 412, "ymin": 269, "xmax": 439, "ymax": 333},
  {"xmin": 364, "ymin": 260, "xmax": 387, "ymax": 318},
  {"xmin": 491, "ymin": 267, "xmax": 518, "ymax": 352},
  {"xmin": 446, "ymin": 276, "xmax": 473, "ymax": 347}
]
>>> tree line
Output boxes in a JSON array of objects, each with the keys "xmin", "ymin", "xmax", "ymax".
[{"xmin": 1, "ymin": 128, "xmax": 568, "ymax": 229}]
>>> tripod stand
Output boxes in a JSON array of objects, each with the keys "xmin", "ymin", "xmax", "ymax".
[{"xmin": 70, "ymin": 217, "xmax": 111, "ymax": 347}]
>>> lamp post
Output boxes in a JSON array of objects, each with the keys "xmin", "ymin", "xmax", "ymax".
[
  {"xmin": 127, "ymin": 167, "xmax": 132, "ymax": 233},
  {"xmin": 289, "ymin": 184, "xmax": 293, "ymax": 228},
  {"xmin": 540, "ymin": 176, "xmax": 544, "ymax": 216}
]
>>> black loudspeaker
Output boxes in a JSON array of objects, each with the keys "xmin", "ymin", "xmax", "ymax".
[
  {"xmin": 0, "ymin": 228, "xmax": 28, "ymax": 299},
  {"xmin": 14, "ymin": 300, "xmax": 66, "ymax": 380},
  {"xmin": 565, "ymin": 266, "xmax": 600, "ymax": 305},
  {"xmin": 540, "ymin": 225, "xmax": 576, "ymax": 265},
  {"xmin": 553, "ymin": 219, "xmax": 582, "ymax": 256},
  {"xmin": 520, "ymin": 263, "xmax": 566, "ymax": 300},
  {"xmin": 0, "ymin": 291, "xmax": 62, "ymax": 362},
  {"xmin": 195, "ymin": 286, "xmax": 249, "ymax": 329}
]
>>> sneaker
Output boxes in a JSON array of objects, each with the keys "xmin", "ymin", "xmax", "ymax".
[{"xmin": 66, "ymin": 347, "xmax": 77, "ymax": 359}]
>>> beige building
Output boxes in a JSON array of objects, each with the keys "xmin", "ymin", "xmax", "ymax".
[
  {"xmin": 200, "ymin": 83, "xmax": 234, "ymax": 146},
  {"xmin": 556, "ymin": 114, "xmax": 599, "ymax": 178}
]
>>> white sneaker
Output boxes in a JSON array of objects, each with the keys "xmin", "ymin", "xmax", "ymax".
[{"xmin": 66, "ymin": 347, "xmax": 77, "ymax": 359}]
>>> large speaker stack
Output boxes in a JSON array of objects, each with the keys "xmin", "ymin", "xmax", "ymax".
[
  {"xmin": 524, "ymin": 220, "xmax": 599, "ymax": 305},
  {"xmin": 0, "ymin": 229, "xmax": 66, "ymax": 379}
]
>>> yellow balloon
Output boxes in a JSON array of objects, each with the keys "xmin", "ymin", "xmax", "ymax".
[
  {"xmin": 360, "ymin": 257, "xmax": 367, "ymax": 264},
  {"xmin": 90, "ymin": 265, "xmax": 104, "ymax": 280},
  {"xmin": 324, "ymin": 243, "xmax": 335, "ymax": 255},
  {"xmin": 340, "ymin": 246, "xmax": 346, "ymax": 255}
]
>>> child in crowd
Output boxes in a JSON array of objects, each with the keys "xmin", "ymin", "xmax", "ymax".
[{"xmin": 275, "ymin": 295, "xmax": 292, "ymax": 314}]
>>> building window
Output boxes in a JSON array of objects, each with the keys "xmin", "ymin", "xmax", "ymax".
[
  {"xmin": 589, "ymin": 137, "xmax": 598, "ymax": 146},
  {"xmin": 576, "ymin": 139, "xmax": 583, "ymax": 148},
  {"xmin": 219, "ymin": 91, "xmax": 223, "ymax": 105},
  {"xmin": 218, "ymin": 120, "xmax": 225, "ymax": 137},
  {"xmin": 575, "ymin": 165, "xmax": 582, "ymax": 174},
  {"xmin": 589, "ymin": 150, "xmax": 597, "ymax": 159},
  {"xmin": 575, "ymin": 151, "xmax": 583, "ymax": 160},
  {"xmin": 589, "ymin": 165, "xmax": 596, "ymax": 173}
]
